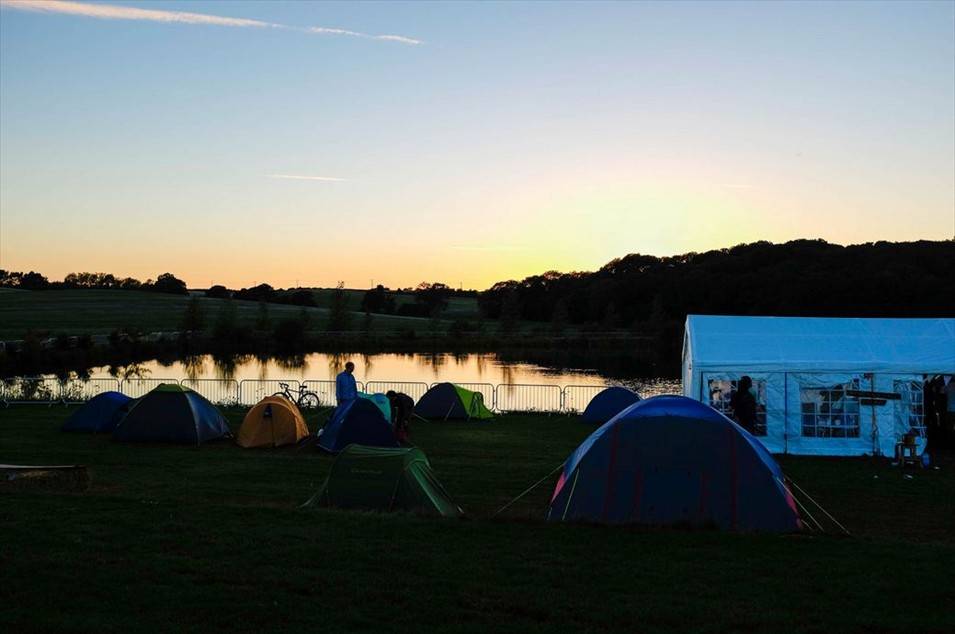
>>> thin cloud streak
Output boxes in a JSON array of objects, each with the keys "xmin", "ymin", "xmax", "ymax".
[
  {"xmin": 268, "ymin": 174, "xmax": 348, "ymax": 182},
  {"xmin": 307, "ymin": 26, "xmax": 422, "ymax": 45},
  {"xmin": 450, "ymin": 245, "xmax": 528, "ymax": 252},
  {"xmin": 1, "ymin": 0, "xmax": 422, "ymax": 44},
  {"xmin": 1, "ymin": 0, "xmax": 276, "ymax": 27}
]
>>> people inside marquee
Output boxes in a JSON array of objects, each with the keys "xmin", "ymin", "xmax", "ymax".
[{"xmin": 730, "ymin": 375, "xmax": 758, "ymax": 435}]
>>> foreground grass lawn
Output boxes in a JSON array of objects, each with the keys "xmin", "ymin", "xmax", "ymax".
[{"xmin": 2, "ymin": 407, "xmax": 953, "ymax": 633}]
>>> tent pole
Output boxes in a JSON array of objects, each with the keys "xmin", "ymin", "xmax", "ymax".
[
  {"xmin": 787, "ymin": 477, "xmax": 851, "ymax": 536},
  {"xmin": 870, "ymin": 373, "xmax": 881, "ymax": 456},
  {"xmin": 783, "ymin": 481, "xmax": 824, "ymax": 533},
  {"xmin": 492, "ymin": 463, "xmax": 564, "ymax": 518}
]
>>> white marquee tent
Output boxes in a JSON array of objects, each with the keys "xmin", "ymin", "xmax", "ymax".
[{"xmin": 682, "ymin": 315, "xmax": 955, "ymax": 456}]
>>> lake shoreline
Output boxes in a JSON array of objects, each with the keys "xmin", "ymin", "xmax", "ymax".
[{"xmin": 0, "ymin": 331, "xmax": 682, "ymax": 381}]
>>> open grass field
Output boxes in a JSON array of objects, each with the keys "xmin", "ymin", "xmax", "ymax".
[
  {"xmin": 0, "ymin": 290, "xmax": 446, "ymax": 340},
  {"xmin": 2, "ymin": 406, "xmax": 953, "ymax": 633}
]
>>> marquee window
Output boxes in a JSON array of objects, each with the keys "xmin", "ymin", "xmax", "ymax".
[
  {"xmin": 800, "ymin": 380, "xmax": 861, "ymax": 438},
  {"xmin": 708, "ymin": 379, "xmax": 767, "ymax": 436},
  {"xmin": 894, "ymin": 380, "xmax": 926, "ymax": 437}
]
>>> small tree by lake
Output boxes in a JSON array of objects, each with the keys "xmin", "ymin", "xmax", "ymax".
[
  {"xmin": 213, "ymin": 299, "xmax": 238, "ymax": 342},
  {"xmin": 180, "ymin": 296, "xmax": 205, "ymax": 334},
  {"xmin": 255, "ymin": 301, "xmax": 270, "ymax": 332},
  {"xmin": 362, "ymin": 311, "xmax": 374, "ymax": 335},
  {"xmin": 551, "ymin": 298, "xmax": 569, "ymax": 336},
  {"xmin": 499, "ymin": 290, "xmax": 521, "ymax": 335},
  {"xmin": 326, "ymin": 282, "xmax": 352, "ymax": 332}
]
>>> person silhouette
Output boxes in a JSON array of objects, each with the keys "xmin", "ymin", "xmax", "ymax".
[
  {"xmin": 335, "ymin": 361, "xmax": 357, "ymax": 406},
  {"xmin": 730, "ymin": 375, "xmax": 758, "ymax": 434}
]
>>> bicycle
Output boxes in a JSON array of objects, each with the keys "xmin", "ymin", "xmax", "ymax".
[{"xmin": 272, "ymin": 382, "xmax": 321, "ymax": 410}]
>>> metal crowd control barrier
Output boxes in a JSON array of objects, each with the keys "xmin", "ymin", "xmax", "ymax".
[
  {"xmin": 1, "ymin": 376, "xmax": 62, "ymax": 406},
  {"xmin": 364, "ymin": 381, "xmax": 430, "ymax": 401},
  {"xmin": 1, "ymin": 374, "xmax": 614, "ymax": 414},
  {"xmin": 562, "ymin": 385, "xmax": 606, "ymax": 413},
  {"xmin": 121, "ymin": 378, "xmax": 179, "ymax": 398},
  {"xmin": 495, "ymin": 384, "xmax": 563, "ymax": 413},
  {"xmin": 433, "ymin": 382, "xmax": 496, "ymax": 410},
  {"xmin": 302, "ymin": 380, "xmax": 338, "ymax": 409},
  {"xmin": 238, "ymin": 379, "xmax": 302, "ymax": 406},
  {"xmin": 180, "ymin": 379, "xmax": 239, "ymax": 406},
  {"xmin": 61, "ymin": 378, "xmax": 122, "ymax": 404}
]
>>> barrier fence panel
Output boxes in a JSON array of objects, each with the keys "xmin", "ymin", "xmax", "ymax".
[
  {"xmin": 61, "ymin": 378, "xmax": 123, "ymax": 404},
  {"xmin": 0, "ymin": 376, "xmax": 634, "ymax": 415},
  {"xmin": 121, "ymin": 378, "xmax": 179, "ymax": 398},
  {"xmin": 364, "ymin": 381, "xmax": 430, "ymax": 401},
  {"xmin": 1, "ymin": 377, "xmax": 61, "ymax": 405},
  {"xmin": 238, "ymin": 379, "xmax": 301, "ymax": 406},
  {"xmin": 180, "ymin": 379, "xmax": 239, "ymax": 406},
  {"xmin": 562, "ymin": 385, "xmax": 608, "ymax": 413},
  {"xmin": 495, "ymin": 384, "xmax": 563, "ymax": 413},
  {"xmin": 302, "ymin": 380, "xmax": 337, "ymax": 409},
  {"xmin": 433, "ymin": 382, "xmax": 497, "ymax": 410}
]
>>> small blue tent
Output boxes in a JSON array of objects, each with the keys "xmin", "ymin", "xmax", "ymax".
[
  {"xmin": 581, "ymin": 387, "xmax": 641, "ymax": 425},
  {"xmin": 318, "ymin": 398, "xmax": 399, "ymax": 453},
  {"xmin": 112, "ymin": 384, "xmax": 230, "ymax": 445},
  {"xmin": 62, "ymin": 391, "xmax": 133, "ymax": 433},
  {"xmin": 548, "ymin": 395, "xmax": 800, "ymax": 532}
]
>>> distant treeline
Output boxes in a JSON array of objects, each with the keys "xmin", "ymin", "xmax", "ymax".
[
  {"xmin": 476, "ymin": 239, "xmax": 955, "ymax": 326},
  {"xmin": 360, "ymin": 283, "xmax": 477, "ymax": 318},
  {"xmin": 207, "ymin": 283, "xmax": 317, "ymax": 307},
  {"xmin": 0, "ymin": 271, "xmax": 189, "ymax": 295},
  {"xmin": 4, "ymin": 240, "xmax": 952, "ymax": 327}
]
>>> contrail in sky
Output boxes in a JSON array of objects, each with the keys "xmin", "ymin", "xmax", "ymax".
[
  {"xmin": 268, "ymin": 174, "xmax": 348, "ymax": 182},
  {"xmin": 0, "ymin": 1, "xmax": 422, "ymax": 44}
]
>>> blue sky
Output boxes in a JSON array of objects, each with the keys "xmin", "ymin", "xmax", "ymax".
[{"xmin": 1, "ymin": 1, "xmax": 953, "ymax": 289}]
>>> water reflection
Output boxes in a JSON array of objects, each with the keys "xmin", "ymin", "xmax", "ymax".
[
  {"xmin": 107, "ymin": 363, "xmax": 151, "ymax": 381},
  {"xmin": 211, "ymin": 353, "xmax": 255, "ymax": 380},
  {"xmin": 361, "ymin": 353, "xmax": 374, "ymax": 377},
  {"xmin": 183, "ymin": 355, "xmax": 205, "ymax": 381},
  {"xmin": 79, "ymin": 352, "xmax": 681, "ymax": 394},
  {"xmin": 326, "ymin": 353, "xmax": 347, "ymax": 377},
  {"xmin": 274, "ymin": 354, "xmax": 308, "ymax": 374}
]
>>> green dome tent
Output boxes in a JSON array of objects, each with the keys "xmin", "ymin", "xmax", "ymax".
[
  {"xmin": 304, "ymin": 445, "xmax": 462, "ymax": 517},
  {"xmin": 414, "ymin": 383, "xmax": 493, "ymax": 421}
]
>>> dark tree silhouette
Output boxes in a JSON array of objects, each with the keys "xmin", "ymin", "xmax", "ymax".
[
  {"xmin": 150, "ymin": 273, "xmax": 188, "ymax": 295},
  {"xmin": 478, "ymin": 240, "xmax": 955, "ymax": 326}
]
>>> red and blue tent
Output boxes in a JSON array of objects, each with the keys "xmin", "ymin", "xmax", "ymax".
[{"xmin": 548, "ymin": 395, "xmax": 800, "ymax": 532}]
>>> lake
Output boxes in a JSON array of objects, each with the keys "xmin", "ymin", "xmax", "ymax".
[{"xmin": 51, "ymin": 351, "xmax": 682, "ymax": 411}]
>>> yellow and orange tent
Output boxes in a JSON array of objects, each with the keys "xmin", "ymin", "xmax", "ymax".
[{"xmin": 237, "ymin": 396, "xmax": 310, "ymax": 448}]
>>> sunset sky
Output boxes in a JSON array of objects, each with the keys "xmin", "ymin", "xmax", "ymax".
[{"xmin": 1, "ymin": 0, "xmax": 953, "ymax": 290}]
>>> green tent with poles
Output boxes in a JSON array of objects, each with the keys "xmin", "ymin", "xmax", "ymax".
[
  {"xmin": 304, "ymin": 444, "xmax": 462, "ymax": 517},
  {"xmin": 414, "ymin": 382, "xmax": 493, "ymax": 421}
]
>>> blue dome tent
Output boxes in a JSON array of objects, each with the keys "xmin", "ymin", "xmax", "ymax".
[
  {"xmin": 318, "ymin": 398, "xmax": 399, "ymax": 453},
  {"xmin": 581, "ymin": 387, "xmax": 641, "ymax": 425},
  {"xmin": 62, "ymin": 391, "xmax": 133, "ymax": 433},
  {"xmin": 548, "ymin": 395, "xmax": 801, "ymax": 532},
  {"xmin": 112, "ymin": 384, "xmax": 230, "ymax": 445}
]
